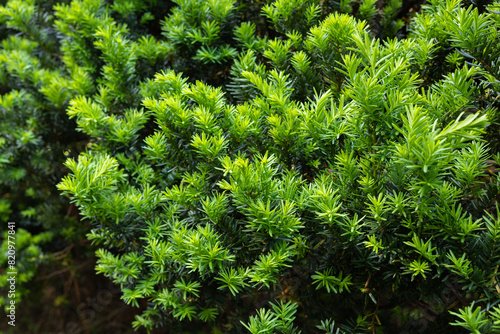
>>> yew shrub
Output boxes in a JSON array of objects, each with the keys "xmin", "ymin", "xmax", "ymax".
[{"xmin": 2, "ymin": 0, "xmax": 500, "ymax": 333}]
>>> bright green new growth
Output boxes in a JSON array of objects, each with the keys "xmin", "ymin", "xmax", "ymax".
[
  {"xmin": 2, "ymin": 0, "xmax": 500, "ymax": 332},
  {"xmin": 58, "ymin": 0, "xmax": 500, "ymax": 330}
]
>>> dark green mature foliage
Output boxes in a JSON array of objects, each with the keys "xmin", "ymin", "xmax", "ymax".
[{"xmin": 3, "ymin": 0, "xmax": 500, "ymax": 333}]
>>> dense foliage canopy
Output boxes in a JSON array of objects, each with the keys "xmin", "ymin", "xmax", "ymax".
[{"xmin": 2, "ymin": 0, "xmax": 500, "ymax": 333}]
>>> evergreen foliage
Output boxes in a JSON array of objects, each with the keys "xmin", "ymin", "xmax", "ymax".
[{"xmin": 1, "ymin": 0, "xmax": 500, "ymax": 333}]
